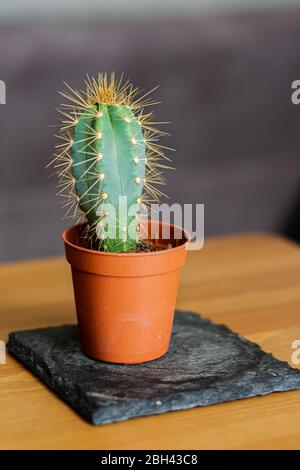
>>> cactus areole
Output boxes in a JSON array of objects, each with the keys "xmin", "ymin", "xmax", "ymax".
[{"xmin": 52, "ymin": 73, "xmax": 171, "ymax": 253}]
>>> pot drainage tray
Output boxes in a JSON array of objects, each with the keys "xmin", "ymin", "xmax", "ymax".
[{"xmin": 7, "ymin": 310, "xmax": 300, "ymax": 425}]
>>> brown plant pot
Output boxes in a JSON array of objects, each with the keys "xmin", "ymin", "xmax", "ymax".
[{"xmin": 62, "ymin": 221, "xmax": 189, "ymax": 364}]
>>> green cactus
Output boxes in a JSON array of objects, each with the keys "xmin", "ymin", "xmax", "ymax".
[
  {"xmin": 51, "ymin": 73, "xmax": 170, "ymax": 252},
  {"xmin": 71, "ymin": 103, "xmax": 146, "ymax": 251}
]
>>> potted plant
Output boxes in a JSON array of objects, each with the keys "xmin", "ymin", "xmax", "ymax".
[{"xmin": 50, "ymin": 73, "xmax": 189, "ymax": 364}]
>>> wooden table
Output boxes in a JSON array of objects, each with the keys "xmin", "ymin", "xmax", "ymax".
[{"xmin": 1, "ymin": 233, "xmax": 300, "ymax": 450}]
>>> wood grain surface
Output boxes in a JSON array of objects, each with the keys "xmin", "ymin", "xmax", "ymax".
[{"xmin": 0, "ymin": 233, "xmax": 300, "ymax": 450}]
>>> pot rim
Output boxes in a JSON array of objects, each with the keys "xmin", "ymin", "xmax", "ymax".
[{"xmin": 62, "ymin": 220, "xmax": 190, "ymax": 258}]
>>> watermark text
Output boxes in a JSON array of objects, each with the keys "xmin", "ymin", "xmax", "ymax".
[
  {"xmin": 0, "ymin": 80, "xmax": 6, "ymax": 104},
  {"xmin": 291, "ymin": 340, "xmax": 300, "ymax": 365},
  {"xmin": 0, "ymin": 340, "xmax": 6, "ymax": 364}
]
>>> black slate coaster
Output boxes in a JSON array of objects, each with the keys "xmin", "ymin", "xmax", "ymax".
[{"xmin": 7, "ymin": 311, "xmax": 300, "ymax": 425}]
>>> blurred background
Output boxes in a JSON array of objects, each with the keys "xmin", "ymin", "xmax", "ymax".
[{"xmin": 0, "ymin": 0, "xmax": 300, "ymax": 262}]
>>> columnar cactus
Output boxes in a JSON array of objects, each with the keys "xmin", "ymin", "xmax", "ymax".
[{"xmin": 50, "ymin": 73, "xmax": 170, "ymax": 252}]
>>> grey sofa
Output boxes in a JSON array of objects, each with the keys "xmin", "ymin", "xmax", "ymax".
[{"xmin": 1, "ymin": 7, "xmax": 300, "ymax": 261}]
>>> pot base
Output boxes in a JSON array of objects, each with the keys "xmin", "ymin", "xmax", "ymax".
[{"xmin": 82, "ymin": 345, "xmax": 169, "ymax": 364}]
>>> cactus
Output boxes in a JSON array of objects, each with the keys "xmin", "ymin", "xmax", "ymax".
[{"xmin": 50, "ymin": 73, "xmax": 171, "ymax": 252}]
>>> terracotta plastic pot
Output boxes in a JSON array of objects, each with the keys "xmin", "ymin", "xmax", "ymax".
[{"xmin": 62, "ymin": 221, "xmax": 189, "ymax": 364}]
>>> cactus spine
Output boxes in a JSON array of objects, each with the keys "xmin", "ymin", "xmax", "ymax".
[{"xmin": 51, "ymin": 74, "xmax": 171, "ymax": 252}]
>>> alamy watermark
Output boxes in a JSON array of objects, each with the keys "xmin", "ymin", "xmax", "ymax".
[
  {"xmin": 95, "ymin": 197, "xmax": 204, "ymax": 250},
  {"xmin": 0, "ymin": 80, "xmax": 6, "ymax": 104},
  {"xmin": 291, "ymin": 340, "xmax": 300, "ymax": 366},
  {"xmin": 291, "ymin": 80, "xmax": 300, "ymax": 104},
  {"xmin": 0, "ymin": 340, "xmax": 6, "ymax": 365}
]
